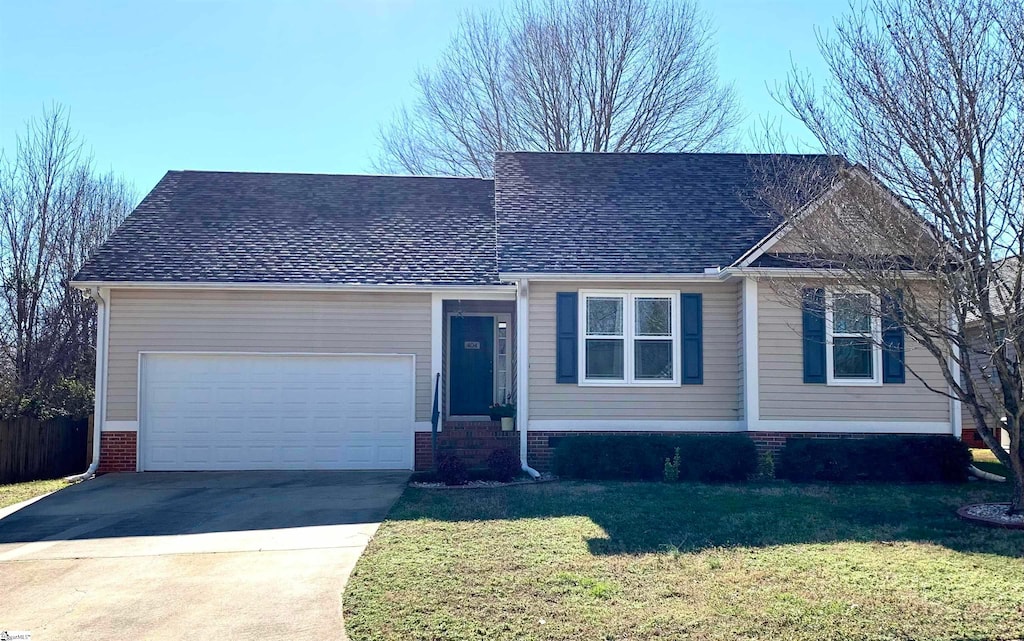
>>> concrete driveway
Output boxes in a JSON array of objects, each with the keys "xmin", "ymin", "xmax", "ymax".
[{"xmin": 0, "ymin": 471, "xmax": 408, "ymax": 640}]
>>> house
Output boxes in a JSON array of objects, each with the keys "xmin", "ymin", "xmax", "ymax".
[
  {"xmin": 960, "ymin": 256, "xmax": 1017, "ymax": 450},
  {"xmin": 72, "ymin": 152, "xmax": 959, "ymax": 474}
]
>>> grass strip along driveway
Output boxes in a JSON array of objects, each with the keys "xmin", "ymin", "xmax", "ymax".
[
  {"xmin": 344, "ymin": 482, "xmax": 1024, "ymax": 641},
  {"xmin": 0, "ymin": 478, "xmax": 68, "ymax": 510}
]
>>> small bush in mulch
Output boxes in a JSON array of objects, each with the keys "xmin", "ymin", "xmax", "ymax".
[
  {"xmin": 437, "ymin": 454, "xmax": 469, "ymax": 486},
  {"xmin": 485, "ymin": 448, "xmax": 521, "ymax": 482},
  {"xmin": 776, "ymin": 435, "xmax": 970, "ymax": 483},
  {"xmin": 411, "ymin": 463, "xmax": 528, "ymax": 485},
  {"xmin": 552, "ymin": 434, "xmax": 758, "ymax": 482}
]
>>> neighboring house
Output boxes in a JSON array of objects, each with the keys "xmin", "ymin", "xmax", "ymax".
[
  {"xmin": 72, "ymin": 153, "xmax": 960, "ymax": 474},
  {"xmin": 960, "ymin": 256, "xmax": 1018, "ymax": 450}
]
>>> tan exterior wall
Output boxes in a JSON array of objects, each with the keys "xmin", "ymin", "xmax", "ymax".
[
  {"xmin": 757, "ymin": 286, "xmax": 949, "ymax": 422},
  {"xmin": 105, "ymin": 289, "xmax": 433, "ymax": 422},
  {"xmin": 527, "ymin": 281, "xmax": 741, "ymax": 421},
  {"xmin": 960, "ymin": 327, "xmax": 1013, "ymax": 447}
]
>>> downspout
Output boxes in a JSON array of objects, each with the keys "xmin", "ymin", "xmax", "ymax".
[
  {"xmin": 67, "ymin": 286, "xmax": 107, "ymax": 482},
  {"xmin": 515, "ymin": 279, "xmax": 540, "ymax": 479},
  {"xmin": 969, "ymin": 465, "xmax": 1006, "ymax": 482}
]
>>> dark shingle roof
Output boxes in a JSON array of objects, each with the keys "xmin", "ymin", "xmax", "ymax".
[
  {"xmin": 77, "ymin": 153, "xmax": 844, "ymax": 285},
  {"xmin": 495, "ymin": 152, "xmax": 836, "ymax": 274},
  {"xmin": 75, "ymin": 171, "xmax": 499, "ymax": 285}
]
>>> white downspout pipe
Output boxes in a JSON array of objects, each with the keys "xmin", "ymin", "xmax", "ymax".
[
  {"xmin": 516, "ymin": 279, "xmax": 540, "ymax": 479},
  {"xmin": 67, "ymin": 286, "xmax": 107, "ymax": 482}
]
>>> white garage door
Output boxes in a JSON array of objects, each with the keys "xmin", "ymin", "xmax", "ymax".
[{"xmin": 140, "ymin": 353, "xmax": 415, "ymax": 471}]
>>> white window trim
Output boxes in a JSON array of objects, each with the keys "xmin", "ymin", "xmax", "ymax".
[
  {"xmin": 825, "ymin": 290, "xmax": 883, "ymax": 387},
  {"xmin": 577, "ymin": 290, "xmax": 680, "ymax": 387}
]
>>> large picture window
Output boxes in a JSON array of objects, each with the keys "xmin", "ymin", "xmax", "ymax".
[
  {"xmin": 580, "ymin": 292, "xmax": 679, "ymax": 385},
  {"xmin": 826, "ymin": 291, "xmax": 882, "ymax": 385}
]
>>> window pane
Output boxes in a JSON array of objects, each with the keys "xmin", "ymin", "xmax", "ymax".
[
  {"xmin": 635, "ymin": 340, "xmax": 673, "ymax": 379},
  {"xmin": 833, "ymin": 337, "xmax": 873, "ymax": 378},
  {"xmin": 834, "ymin": 294, "xmax": 872, "ymax": 334},
  {"xmin": 586, "ymin": 297, "xmax": 623, "ymax": 335},
  {"xmin": 636, "ymin": 297, "xmax": 672, "ymax": 336},
  {"xmin": 586, "ymin": 339, "xmax": 624, "ymax": 379}
]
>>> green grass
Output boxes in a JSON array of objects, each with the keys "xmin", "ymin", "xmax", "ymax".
[
  {"xmin": 971, "ymin": 448, "xmax": 1010, "ymax": 478},
  {"xmin": 0, "ymin": 478, "xmax": 69, "ymax": 509},
  {"xmin": 344, "ymin": 481, "xmax": 1024, "ymax": 641}
]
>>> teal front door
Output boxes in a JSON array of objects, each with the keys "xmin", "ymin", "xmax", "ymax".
[{"xmin": 450, "ymin": 316, "xmax": 495, "ymax": 415}]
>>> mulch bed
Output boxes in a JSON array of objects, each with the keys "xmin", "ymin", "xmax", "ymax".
[
  {"xmin": 957, "ymin": 503, "xmax": 1024, "ymax": 529},
  {"xmin": 409, "ymin": 474, "xmax": 558, "ymax": 489}
]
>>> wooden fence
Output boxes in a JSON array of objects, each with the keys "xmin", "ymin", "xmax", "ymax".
[{"xmin": 0, "ymin": 416, "xmax": 90, "ymax": 484}]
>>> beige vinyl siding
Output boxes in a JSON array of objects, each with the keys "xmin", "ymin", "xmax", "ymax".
[
  {"xmin": 736, "ymin": 286, "xmax": 746, "ymax": 421},
  {"xmin": 105, "ymin": 289, "xmax": 432, "ymax": 422},
  {"xmin": 766, "ymin": 233, "xmax": 804, "ymax": 254},
  {"xmin": 758, "ymin": 286, "xmax": 949, "ymax": 422},
  {"xmin": 528, "ymin": 281, "xmax": 741, "ymax": 421},
  {"xmin": 960, "ymin": 327, "xmax": 1012, "ymax": 445}
]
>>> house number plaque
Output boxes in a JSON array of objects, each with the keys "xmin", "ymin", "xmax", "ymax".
[{"xmin": 464, "ymin": 341, "xmax": 481, "ymax": 350}]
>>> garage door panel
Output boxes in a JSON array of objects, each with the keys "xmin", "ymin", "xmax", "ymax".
[{"xmin": 141, "ymin": 353, "xmax": 414, "ymax": 471}]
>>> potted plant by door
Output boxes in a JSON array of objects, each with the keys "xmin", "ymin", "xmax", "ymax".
[{"xmin": 489, "ymin": 397, "xmax": 516, "ymax": 431}]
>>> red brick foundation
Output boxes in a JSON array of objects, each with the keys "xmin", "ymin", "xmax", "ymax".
[
  {"xmin": 526, "ymin": 430, "xmax": 732, "ymax": 471},
  {"xmin": 414, "ymin": 421, "xmax": 519, "ymax": 470},
  {"xmin": 98, "ymin": 431, "xmax": 137, "ymax": 473},
  {"xmin": 748, "ymin": 431, "xmax": 876, "ymax": 453},
  {"xmin": 524, "ymin": 430, "xmax": 936, "ymax": 472}
]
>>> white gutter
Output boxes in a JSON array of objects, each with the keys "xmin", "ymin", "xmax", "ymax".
[
  {"xmin": 71, "ymin": 281, "xmax": 516, "ymax": 294},
  {"xmin": 67, "ymin": 286, "xmax": 108, "ymax": 482},
  {"xmin": 498, "ymin": 271, "xmax": 730, "ymax": 282},
  {"xmin": 514, "ymin": 279, "xmax": 540, "ymax": 479},
  {"xmin": 721, "ymin": 267, "xmax": 935, "ymax": 280}
]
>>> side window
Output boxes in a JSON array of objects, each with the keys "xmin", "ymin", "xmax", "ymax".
[{"xmin": 827, "ymin": 292, "xmax": 882, "ymax": 385}]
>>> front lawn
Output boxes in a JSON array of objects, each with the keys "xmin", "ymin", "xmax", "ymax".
[
  {"xmin": 0, "ymin": 478, "xmax": 68, "ymax": 509},
  {"xmin": 971, "ymin": 448, "xmax": 1010, "ymax": 478},
  {"xmin": 344, "ymin": 482, "xmax": 1024, "ymax": 641}
]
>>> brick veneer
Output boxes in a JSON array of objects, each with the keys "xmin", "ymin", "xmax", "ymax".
[
  {"xmin": 525, "ymin": 430, "xmax": 930, "ymax": 472},
  {"xmin": 98, "ymin": 431, "xmax": 137, "ymax": 473},
  {"xmin": 414, "ymin": 421, "xmax": 519, "ymax": 470},
  {"xmin": 748, "ymin": 431, "xmax": 873, "ymax": 453},
  {"xmin": 526, "ymin": 430, "xmax": 735, "ymax": 471},
  {"xmin": 960, "ymin": 428, "xmax": 985, "ymax": 449}
]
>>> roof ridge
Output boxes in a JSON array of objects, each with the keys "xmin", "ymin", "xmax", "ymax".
[
  {"xmin": 494, "ymin": 150, "xmax": 835, "ymax": 158},
  {"xmin": 177, "ymin": 169, "xmax": 493, "ymax": 182}
]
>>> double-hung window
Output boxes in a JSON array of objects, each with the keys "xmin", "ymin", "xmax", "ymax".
[
  {"xmin": 580, "ymin": 292, "xmax": 679, "ymax": 385},
  {"xmin": 826, "ymin": 291, "xmax": 882, "ymax": 385}
]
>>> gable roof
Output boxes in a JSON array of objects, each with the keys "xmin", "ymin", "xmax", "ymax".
[
  {"xmin": 74, "ymin": 170, "xmax": 499, "ymax": 285},
  {"xmin": 495, "ymin": 152, "xmax": 836, "ymax": 275},
  {"xmin": 75, "ymin": 153, "xmax": 844, "ymax": 287}
]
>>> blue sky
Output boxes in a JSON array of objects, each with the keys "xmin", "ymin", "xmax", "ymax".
[{"xmin": 0, "ymin": 0, "xmax": 843, "ymax": 192}]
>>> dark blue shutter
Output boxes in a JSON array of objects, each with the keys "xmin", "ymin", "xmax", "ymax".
[
  {"xmin": 802, "ymin": 288, "xmax": 827, "ymax": 384},
  {"xmin": 555, "ymin": 292, "xmax": 578, "ymax": 384},
  {"xmin": 681, "ymin": 293, "xmax": 703, "ymax": 384},
  {"xmin": 882, "ymin": 290, "xmax": 906, "ymax": 384}
]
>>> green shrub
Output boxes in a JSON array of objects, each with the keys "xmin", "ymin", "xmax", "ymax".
[
  {"xmin": 775, "ymin": 436, "xmax": 970, "ymax": 483},
  {"xmin": 663, "ymin": 447, "xmax": 682, "ymax": 483},
  {"xmin": 755, "ymin": 450, "xmax": 775, "ymax": 481},
  {"xmin": 437, "ymin": 454, "xmax": 469, "ymax": 485},
  {"xmin": 552, "ymin": 434, "xmax": 758, "ymax": 482},
  {"xmin": 486, "ymin": 448, "xmax": 521, "ymax": 482}
]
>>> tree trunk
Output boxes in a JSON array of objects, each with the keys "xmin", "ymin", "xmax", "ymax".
[{"xmin": 1011, "ymin": 469, "xmax": 1023, "ymax": 515}]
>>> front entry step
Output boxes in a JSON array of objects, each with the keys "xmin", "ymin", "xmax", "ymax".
[{"xmin": 424, "ymin": 421, "xmax": 518, "ymax": 468}]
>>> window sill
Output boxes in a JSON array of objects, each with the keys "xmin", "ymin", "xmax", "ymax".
[
  {"xmin": 578, "ymin": 380, "xmax": 680, "ymax": 388},
  {"xmin": 825, "ymin": 379, "xmax": 883, "ymax": 387}
]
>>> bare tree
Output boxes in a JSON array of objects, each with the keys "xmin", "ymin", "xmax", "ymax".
[
  {"xmin": 0, "ymin": 105, "xmax": 135, "ymax": 418},
  {"xmin": 756, "ymin": 0, "xmax": 1024, "ymax": 512},
  {"xmin": 376, "ymin": 0, "xmax": 740, "ymax": 177}
]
